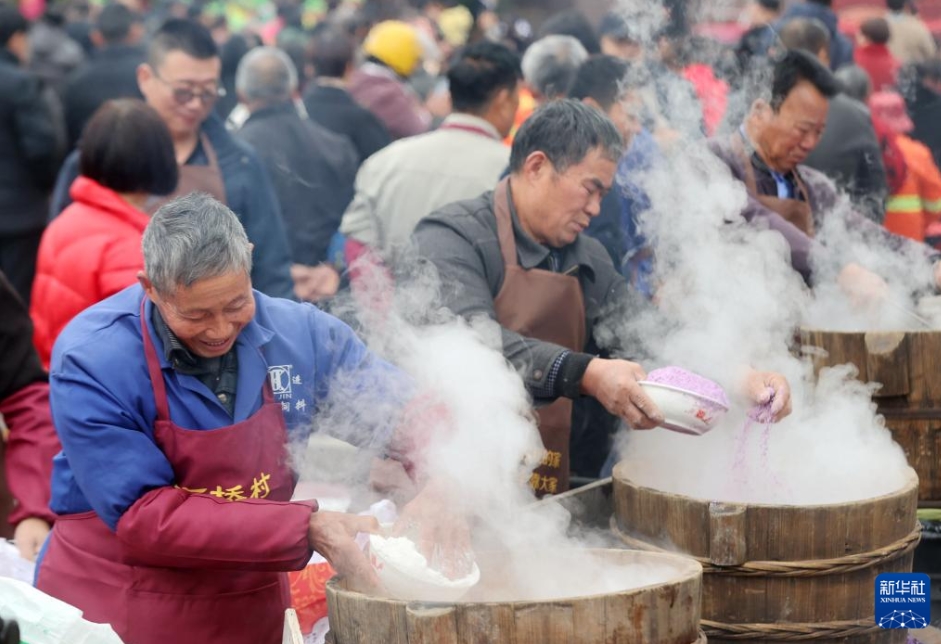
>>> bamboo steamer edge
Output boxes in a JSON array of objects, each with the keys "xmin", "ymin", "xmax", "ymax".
[{"xmin": 326, "ymin": 548, "xmax": 704, "ymax": 644}]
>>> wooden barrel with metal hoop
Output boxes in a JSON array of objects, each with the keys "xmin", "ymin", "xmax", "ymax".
[
  {"xmin": 800, "ymin": 328, "xmax": 941, "ymax": 503},
  {"xmin": 612, "ymin": 462, "xmax": 920, "ymax": 643},
  {"xmin": 326, "ymin": 548, "xmax": 705, "ymax": 644}
]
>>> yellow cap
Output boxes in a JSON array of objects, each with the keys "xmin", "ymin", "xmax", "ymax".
[
  {"xmin": 363, "ymin": 20, "xmax": 423, "ymax": 78},
  {"xmin": 438, "ymin": 5, "xmax": 473, "ymax": 48}
]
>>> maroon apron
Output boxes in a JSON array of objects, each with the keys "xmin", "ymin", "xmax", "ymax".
[
  {"xmin": 37, "ymin": 300, "xmax": 295, "ymax": 644},
  {"xmin": 491, "ymin": 178, "xmax": 587, "ymax": 495},
  {"xmin": 733, "ymin": 134, "xmax": 815, "ymax": 237},
  {"xmin": 147, "ymin": 133, "xmax": 228, "ymax": 214}
]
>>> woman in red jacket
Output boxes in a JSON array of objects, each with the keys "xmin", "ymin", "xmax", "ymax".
[{"xmin": 30, "ymin": 100, "xmax": 178, "ymax": 368}]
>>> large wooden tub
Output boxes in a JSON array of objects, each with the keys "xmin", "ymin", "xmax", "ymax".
[
  {"xmin": 801, "ymin": 328, "xmax": 941, "ymax": 502},
  {"xmin": 612, "ymin": 462, "xmax": 920, "ymax": 643},
  {"xmin": 326, "ymin": 548, "xmax": 705, "ymax": 644}
]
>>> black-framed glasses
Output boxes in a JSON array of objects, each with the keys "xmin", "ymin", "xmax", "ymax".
[{"xmin": 152, "ymin": 69, "xmax": 226, "ymax": 106}]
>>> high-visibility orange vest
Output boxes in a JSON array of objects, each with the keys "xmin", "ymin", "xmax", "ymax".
[{"xmin": 884, "ymin": 135, "xmax": 941, "ymax": 242}]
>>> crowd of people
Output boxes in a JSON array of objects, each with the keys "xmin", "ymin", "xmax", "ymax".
[{"xmin": 0, "ymin": 0, "xmax": 939, "ymax": 641}]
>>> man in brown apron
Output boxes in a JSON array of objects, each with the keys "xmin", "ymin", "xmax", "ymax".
[
  {"xmin": 708, "ymin": 49, "xmax": 941, "ymax": 293},
  {"xmin": 414, "ymin": 100, "xmax": 668, "ymax": 496}
]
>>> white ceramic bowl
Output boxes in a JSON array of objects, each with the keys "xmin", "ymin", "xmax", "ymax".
[
  {"xmin": 638, "ymin": 381, "xmax": 730, "ymax": 435},
  {"xmin": 368, "ymin": 532, "xmax": 480, "ymax": 602}
]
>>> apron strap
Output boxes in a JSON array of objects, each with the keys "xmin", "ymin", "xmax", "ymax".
[
  {"xmin": 201, "ymin": 133, "xmax": 221, "ymax": 172},
  {"xmin": 139, "ymin": 299, "xmax": 171, "ymax": 422},
  {"xmin": 732, "ymin": 133, "xmax": 761, "ymax": 198},
  {"xmin": 493, "ymin": 177, "xmax": 519, "ymax": 268}
]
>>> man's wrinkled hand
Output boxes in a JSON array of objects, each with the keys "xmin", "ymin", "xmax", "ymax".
[
  {"xmin": 393, "ymin": 482, "xmax": 473, "ymax": 580},
  {"xmin": 292, "ymin": 263, "xmax": 341, "ymax": 303},
  {"xmin": 838, "ymin": 262, "xmax": 888, "ymax": 309},
  {"xmin": 308, "ymin": 511, "xmax": 379, "ymax": 589},
  {"xmin": 741, "ymin": 369, "xmax": 792, "ymax": 422},
  {"xmin": 580, "ymin": 358, "xmax": 663, "ymax": 429},
  {"xmin": 13, "ymin": 517, "xmax": 49, "ymax": 562}
]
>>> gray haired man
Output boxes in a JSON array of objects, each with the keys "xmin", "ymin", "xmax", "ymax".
[
  {"xmin": 413, "ymin": 100, "xmax": 792, "ymax": 489},
  {"xmin": 234, "ymin": 47, "xmax": 358, "ymax": 302},
  {"xmin": 38, "ymin": 192, "xmax": 450, "ymax": 644},
  {"xmin": 521, "ymin": 35, "xmax": 589, "ymax": 104}
]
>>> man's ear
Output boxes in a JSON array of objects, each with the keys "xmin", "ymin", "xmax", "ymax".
[
  {"xmin": 138, "ymin": 272, "xmax": 157, "ymax": 301},
  {"xmin": 520, "ymin": 150, "xmax": 551, "ymax": 182}
]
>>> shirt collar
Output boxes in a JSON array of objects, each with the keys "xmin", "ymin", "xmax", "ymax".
[{"xmin": 440, "ymin": 113, "xmax": 501, "ymax": 140}]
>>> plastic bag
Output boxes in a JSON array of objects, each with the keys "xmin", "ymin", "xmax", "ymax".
[{"xmin": 0, "ymin": 578, "xmax": 124, "ymax": 644}]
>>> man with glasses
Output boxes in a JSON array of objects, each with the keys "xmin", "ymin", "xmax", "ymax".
[{"xmin": 49, "ymin": 19, "xmax": 294, "ymax": 299}]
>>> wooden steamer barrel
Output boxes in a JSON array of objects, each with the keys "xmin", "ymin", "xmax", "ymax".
[
  {"xmin": 612, "ymin": 463, "xmax": 920, "ymax": 643},
  {"xmin": 800, "ymin": 328, "xmax": 941, "ymax": 502},
  {"xmin": 326, "ymin": 549, "xmax": 705, "ymax": 644}
]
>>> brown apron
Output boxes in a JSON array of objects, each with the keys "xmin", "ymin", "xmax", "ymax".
[
  {"xmin": 146, "ymin": 133, "xmax": 228, "ymax": 214},
  {"xmin": 492, "ymin": 178, "xmax": 587, "ymax": 495},
  {"xmin": 733, "ymin": 134, "xmax": 815, "ymax": 237}
]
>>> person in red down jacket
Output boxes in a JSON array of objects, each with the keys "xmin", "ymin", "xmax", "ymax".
[
  {"xmin": 30, "ymin": 99, "xmax": 177, "ymax": 368},
  {"xmin": 0, "ymin": 269, "xmax": 60, "ymax": 561},
  {"xmin": 854, "ymin": 17, "xmax": 900, "ymax": 92}
]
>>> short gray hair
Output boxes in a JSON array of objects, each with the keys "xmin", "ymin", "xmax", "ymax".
[
  {"xmin": 143, "ymin": 192, "xmax": 253, "ymax": 294},
  {"xmin": 235, "ymin": 46, "xmax": 298, "ymax": 105},
  {"xmin": 509, "ymin": 98, "xmax": 624, "ymax": 174},
  {"xmin": 521, "ymin": 35, "xmax": 588, "ymax": 99},
  {"xmin": 835, "ymin": 64, "xmax": 872, "ymax": 103}
]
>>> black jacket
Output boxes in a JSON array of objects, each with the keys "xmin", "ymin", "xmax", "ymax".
[
  {"xmin": 908, "ymin": 82, "xmax": 941, "ymax": 172},
  {"xmin": 236, "ymin": 102, "xmax": 358, "ymax": 266},
  {"xmin": 302, "ymin": 83, "xmax": 391, "ymax": 166},
  {"xmin": 0, "ymin": 270, "xmax": 46, "ymax": 399},
  {"xmin": 804, "ymin": 93, "xmax": 888, "ymax": 222},
  {"xmin": 0, "ymin": 50, "xmax": 59, "ymax": 235},
  {"xmin": 62, "ymin": 44, "xmax": 144, "ymax": 149}
]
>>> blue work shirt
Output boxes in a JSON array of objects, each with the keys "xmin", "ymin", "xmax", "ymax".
[{"xmin": 48, "ymin": 284, "xmax": 408, "ymax": 531}]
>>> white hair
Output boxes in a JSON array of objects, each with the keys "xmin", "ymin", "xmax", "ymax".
[
  {"xmin": 521, "ymin": 35, "xmax": 588, "ymax": 99},
  {"xmin": 235, "ymin": 46, "xmax": 299, "ymax": 105}
]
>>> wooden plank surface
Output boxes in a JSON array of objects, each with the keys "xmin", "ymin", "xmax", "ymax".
[{"xmin": 915, "ymin": 626, "xmax": 941, "ymax": 644}]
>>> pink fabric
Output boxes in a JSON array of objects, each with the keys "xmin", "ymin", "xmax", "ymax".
[
  {"xmin": 683, "ymin": 63, "xmax": 729, "ymax": 138},
  {"xmin": 0, "ymin": 382, "xmax": 58, "ymax": 525},
  {"xmin": 31, "ymin": 176, "xmax": 150, "ymax": 368},
  {"xmin": 348, "ymin": 66, "xmax": 431, "ymax": 140}
]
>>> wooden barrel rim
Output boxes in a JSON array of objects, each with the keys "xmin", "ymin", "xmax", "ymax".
[
  {"xmin": 327, "ymin": 548, "xmax": 703, "ymax": 607},
  {"xmin": 701, "ymin": 617, "xmax": 883, "ymax": 641},
  {"xmin": 613, "ymin": 464, "xmax": 918, "ymax": 513},
  {"xmin": 611, "ymin": 516, "xmax": 922, "ymax": 577}
]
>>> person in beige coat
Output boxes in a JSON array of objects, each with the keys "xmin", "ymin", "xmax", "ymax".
[
  {"xmin": 886, "ymin": 0, "xmax": 937, "ymax": 65},
  {"xmin": 341, "ymin": 40, "xmax": 521, "ymax": 265}
]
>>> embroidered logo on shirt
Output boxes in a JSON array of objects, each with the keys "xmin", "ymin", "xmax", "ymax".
[{"xmin": 268, "ymin": 365, "xmax": 293, "ymax": 397}]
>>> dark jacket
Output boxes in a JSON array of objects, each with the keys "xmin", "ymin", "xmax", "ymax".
[
  {"xmin": 777, "ymin": 2, "xmax": 854, "ymax": 70},
  {"xmin": 0, "ymin": 269, "xmax": 59, "ymax": 526},
  {"xmin": 413, "ymin": 187, "xmax": 649, "ymax": 476},
  {"xmin": 236, "ymin": 102, "xmax": 357, "ymax": 266},
  {"xmin": 803, "ymin": 93, "xmax": 888, "ymax": 222},
  {"xmin": 62, "ymin": 44, "xmax": 145, "ymax": 148},
  {"xmin": 0, "ymin": 49, "xmax": 59, "ymax": 235},
  {"xmin": 907, "ymin": 82, "xmax": 941, "ymax": 172},
  {"xmin": 49, "ymin": 114, "xmax": 295, "ymax": 299},
  {"xmin": 302, "ymin": 83, "xmax": 391, "ymax": 166}
]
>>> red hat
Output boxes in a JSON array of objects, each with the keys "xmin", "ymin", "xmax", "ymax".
[{"xmin": 869, "ymin": 91, "xmax": 914, "ymax": 134}]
